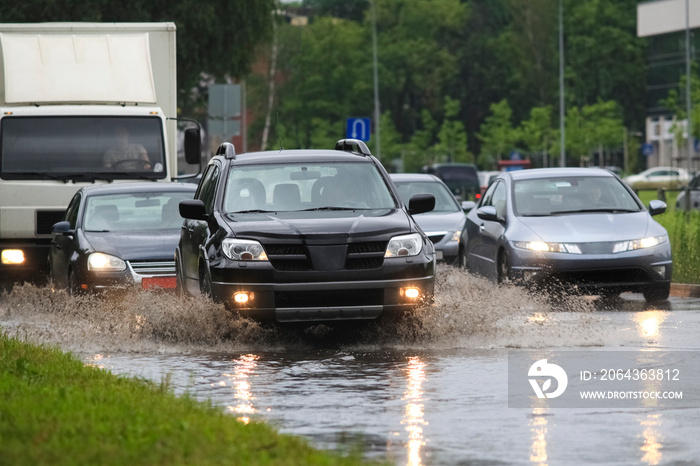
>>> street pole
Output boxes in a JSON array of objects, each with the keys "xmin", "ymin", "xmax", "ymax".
[
  {"xmin": 372, "ymin": 0, "xmax": 382, "ymax": 159},
  {"xmin": 559, "ymin": 0, "xmax": 566, "ymax": 167},
  {"xmin": 686, "ymin": 0, "xmax": 692, "ymax": 209}
]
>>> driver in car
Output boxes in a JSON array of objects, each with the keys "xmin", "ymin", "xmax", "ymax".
[{"xmin": 103, "ymin": 125, "xmax": 151, "ymax": 170}]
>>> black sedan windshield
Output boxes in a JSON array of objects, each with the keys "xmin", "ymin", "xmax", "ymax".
[
  {"xmin": 513, "ymin": 176, "xmax": 642, "ymax": 216},
  {"xmin": 83, "ymin": 191, "xmax": 193, "ymax": 232}
]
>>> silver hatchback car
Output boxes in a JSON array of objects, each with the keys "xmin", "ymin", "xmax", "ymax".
[{"xmin": 461, "ymin": 168, "xmax": 672, "ymax": 302}]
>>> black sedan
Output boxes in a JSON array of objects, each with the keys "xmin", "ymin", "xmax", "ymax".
[
  {"xmin": 176, "ymin": 139, "xmax": 436, "ymax": 323},
  {"xmin": 461, "ymin": 168, "xmax": 672, "ymax": 302},
  {"xmin": 49, "ymin": 182, "xmax": 196, "ymax": 294}
]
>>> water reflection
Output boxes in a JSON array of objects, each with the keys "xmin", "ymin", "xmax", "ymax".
[
  {"xmin": 529, "ymin": 408, "xmax": 549, "ymax": 465},
  {"xmin": 402, "ymin": 356, "xmax": 427, "ymax": 466},
  {"xmin": 85, "ymin": 353, "xmax": 105, "ymax": 369},
  {"xmin": 223, "ymin": 353, "xmax": 259, "ymax": 424},
  {"xmin": 640, "ymin": 414, "xmax": 663, "ymax": 465},
  {"xmin": 634, "ymin": 310, "xmax": 667, "ymax": 339}
]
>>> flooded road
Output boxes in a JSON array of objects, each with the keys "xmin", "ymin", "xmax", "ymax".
[{"xmin": 2, "ymin": 267, "xmax": 700, "ymax": 465}]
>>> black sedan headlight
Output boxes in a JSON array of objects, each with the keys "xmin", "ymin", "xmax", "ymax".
[{"xmin": 87, "ymin": 252, "xmax": 126, "ymax": 271}]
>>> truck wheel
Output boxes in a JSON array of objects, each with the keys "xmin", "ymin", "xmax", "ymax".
[{"xmin": 643, "ymin": 283, "xmax": 670, "ymax": 303}]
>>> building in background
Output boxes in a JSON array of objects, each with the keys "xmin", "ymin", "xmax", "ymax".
[{"xmin": 638, "ymin": 0, "xmax": 700, "ymax": 171}]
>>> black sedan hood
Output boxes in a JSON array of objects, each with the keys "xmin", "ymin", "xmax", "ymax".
[
  {"xmin": 84, "ymin": 231, "xmax": 181, "ymax": 261},
  {"xmin": 224, "ymin": 209, "xmax": 413, "ymax": 244}
]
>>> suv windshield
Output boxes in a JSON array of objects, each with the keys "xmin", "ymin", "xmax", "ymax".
[
  {"xmin": 1, "ymin": 116, "xmax": 166, "ymax": 180},
  {"xmin": 224, "ymin": 162, "xmax": 397, "ymax": 212}
]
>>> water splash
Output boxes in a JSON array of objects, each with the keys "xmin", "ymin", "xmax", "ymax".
[{"xmin": 0, "ymin": 267, "xmax": 633, "ymax": 353}]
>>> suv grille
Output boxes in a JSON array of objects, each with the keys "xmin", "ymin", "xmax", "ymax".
[
  {"xmin": 128, "ymin": 260, "xmax": 176, "ymax": 276},
  {"xmin": 264, "ymin": 241, "xmax": 387, "ymax": 271}
]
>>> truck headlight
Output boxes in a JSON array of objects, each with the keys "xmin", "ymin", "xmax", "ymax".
[
  {"xmin": 87, "ymin": 252, "xmax": 126, "ymax": 271},
  {"xmin": 222, "ymin": 239, "xmax": 268, "ymax": 261},
  {"xmin": 613, "ymin": 236, "xmax": 668, "ymax": 253},
  {"xmin": 385, "ymin": 233, "xmax": 423, "ymax": 257},
  {"xmin": 1, "ymin": 249, "xmax": 25, "ymax": 265}
]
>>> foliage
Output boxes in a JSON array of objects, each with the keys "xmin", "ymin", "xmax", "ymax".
[
  {"xmin": 476, "ymin": 99, "xmax": 520, "ymax": 170},
  {"xmin": 433, "ymin": 97, "xmax": 471, "ymax": 164},
  {"xmin": 520, "ymin": 106, "xmax": 555, "ymax": 167}
]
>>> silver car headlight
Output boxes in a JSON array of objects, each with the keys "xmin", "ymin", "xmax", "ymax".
[
  {"xmin": 385, "ymin": 233, "xmax": 423, "ymax": 257},
  {"xmin": 222, "ymin": 238, "xmax": 268, "ymax": 261},
  {"xmin": 87, "ymin": 252, "xmax": 126, "ymax": 271},
  {"xmin": 612, "ymin": 235, "xmax": 668, "ymax": 253},
  {"xmin": 513, "ymin": 241, "xmax": 582, "ymax": 254}
]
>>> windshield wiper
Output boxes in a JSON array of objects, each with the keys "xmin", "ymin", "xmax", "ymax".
[
  {"xmin": 552, "ymin": 208, "xmax": 639, "ymax": 215},
  {"xmin": 20, "ymin": 172, "xmax": 71, "ymax": 182},
  {"xmin": 301, "ymin": 206, "xmax": 364, "ymax": 211},
  {"xmin": 109, "ymin": 172, "xmax": 156, "ymax": 181},
  {"xmin": 231, "ymin": 209, "xmax": 274, "ymax": 214}
]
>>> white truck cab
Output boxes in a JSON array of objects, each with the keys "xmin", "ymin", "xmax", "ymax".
[{"xmin": 0, "ymin": 23, "xmax": 200, "ymax": 282}]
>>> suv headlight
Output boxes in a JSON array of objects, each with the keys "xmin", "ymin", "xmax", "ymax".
[
  {"xmin": 385, "ymin": 233, "xmax": 423, "ymax": 257},
  {"xmin": 222, "ymin": 239, "xmax": 268, "ymax": 261},
  {"xmin": 87, "ymin": 252, "xmax": 126, "ymax": 271},
  {"xmin": 613, "ymin": 235, "xmax": 668, "ymax": 253}
]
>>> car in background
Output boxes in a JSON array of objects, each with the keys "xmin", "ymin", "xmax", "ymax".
[
  {"xmin": 623, "ymin": 166, "xmax": 691, "ymax": 189},
  {"xmin": 391, "ymin": 173, "xmax": 467, "ymax": 265},
  {"xmin": 177, "ymin": 139, "xmax": 436, "ymax": 323},
  {"xmin": 49, "ymin": 182, "xmax": 196, "ymax": 294},
  {"xmin": 461, "ymin": 168, "xmax": 672, "ymax": 302},
  {"xmin": 478, "ymin": 170, "xmax": 500, "ymax": 196},
  {"xmin": 422, "ymin": 163, "xmax": 480, "ymax": 201},
  {"xmin": 675, "ymin": 172, "xmax": 700, "ymax": 210}
]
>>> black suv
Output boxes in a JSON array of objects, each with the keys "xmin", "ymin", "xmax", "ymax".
[{"xmin": 176, "ymin": 139, "xmax": 436, "ymax": 323}]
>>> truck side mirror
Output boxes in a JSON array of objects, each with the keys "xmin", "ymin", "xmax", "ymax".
[{"xmin": 184, "ymin": 128, "xmax": 201, "ymax": 165}]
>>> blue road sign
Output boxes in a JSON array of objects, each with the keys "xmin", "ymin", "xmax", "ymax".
[
  {"xmin": 642, "ymin": 143, "xmax": 654, "ymax": 157},
  {"xmin": 346, "ymin": 117, "xmax": 371, "ymax": 142}
]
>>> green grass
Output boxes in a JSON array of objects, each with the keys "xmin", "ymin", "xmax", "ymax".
[
  {"xmin": 0, "ymin": 333, "xmax": 375, "ymax": 466},
  {"xmin": 637, "ymin": 189, "xmax": 700, "ymax": 284}
]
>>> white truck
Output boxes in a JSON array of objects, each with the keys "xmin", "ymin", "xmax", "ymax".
[{"xmin": 0, "ymin": 22, "xmax": 200, "ymax": 282}]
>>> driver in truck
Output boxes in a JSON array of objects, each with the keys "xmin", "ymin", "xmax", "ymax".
[{"xmin": 103, "ymin": 125, "xmax": 151, "ymax": 170}]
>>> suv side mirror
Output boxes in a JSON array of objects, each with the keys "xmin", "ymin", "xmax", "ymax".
[
  {"xmin": 408, "ymin": 193, "xmax": 435, "ymax": 215},
  {"xmin": 179, "ymin": 199, "xmax": 207, "ymax": 220},
  {"xmin": 184, "ymin": 128, "xmax": 202, "ymax": 165}
]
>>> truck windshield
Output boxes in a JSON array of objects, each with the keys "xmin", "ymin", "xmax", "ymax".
[{"xmin": 0, "ymin": 116, "xmax": 166, "ymax": 181}]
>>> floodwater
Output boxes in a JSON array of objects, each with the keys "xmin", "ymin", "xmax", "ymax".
[{"xmin": 2, "ymin": 267, "xmax": 700, "ymax": 465}]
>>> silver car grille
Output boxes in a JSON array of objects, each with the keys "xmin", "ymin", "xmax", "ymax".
[{"xmin": 127, "ymin": 260, "xmax": 176, "ymax": 277}]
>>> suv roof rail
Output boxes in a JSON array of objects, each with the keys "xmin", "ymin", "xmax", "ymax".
[
  {"xmin": 216, "ymin": 142, "xmax": 236, "ymax": 159},
  {"xmin": 335, "ymin": 139, "xmax": 371, "ymax": 156}
]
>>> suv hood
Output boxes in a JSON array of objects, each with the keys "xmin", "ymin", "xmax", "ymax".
[{"xmin": 224, "ymin": 208, "xmax": 413, "ymax": 244}]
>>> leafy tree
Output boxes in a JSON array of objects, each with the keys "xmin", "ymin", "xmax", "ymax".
[
  {"xmin": 433, "ymin": 97, "xmax": 471, "ymax": 164},
  {"xmin": 476, "ymin": 99, "xmax": 520, "ymax": 169},
  {"xmin": 520, "ymin": 106, "xmax": 554, "ymax": 168}
]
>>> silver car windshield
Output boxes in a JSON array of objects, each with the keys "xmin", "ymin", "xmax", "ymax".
[
  {"xmin": 513, "ymin": 176, "xmax": 642, "ymax": 216},
  {"xmin": 223, "ymin": 162, "xmax": 397, "ymax": 213},
  {"xmin": 395, "ymin": 181, "xmax": 461, "ymax": 213}
]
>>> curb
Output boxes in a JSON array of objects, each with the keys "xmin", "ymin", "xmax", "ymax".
[{"xmin": 670, "ymin": 283, "xmax": 700, "ymax": 298}]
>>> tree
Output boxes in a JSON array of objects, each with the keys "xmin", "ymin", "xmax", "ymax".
[
  {"xmin": 433, "ymin": 97, "xmax": 471, "ymax": 164},
  {"xmin": 520, "ymin": 106, "xmax": 554, "ymax": 168},
  {"xmin": 477, "ymin": 99, "xmax": 520, "ymax": 169}
]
